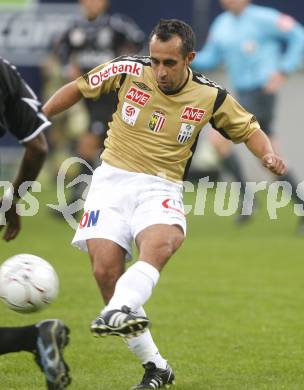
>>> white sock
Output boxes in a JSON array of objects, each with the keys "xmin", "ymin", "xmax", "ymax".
[
  {"xmin": 125, "ymin": 307, "xmax": 167, "ymax": 369},
  {"xmin": 105, "ymin": 261, "xmax": 160, "ymax": 312}
]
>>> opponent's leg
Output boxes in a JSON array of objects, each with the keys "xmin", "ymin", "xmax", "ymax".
[{"xmin": 0, "ymin": 321, "xmax": 71, "ymax": 389}]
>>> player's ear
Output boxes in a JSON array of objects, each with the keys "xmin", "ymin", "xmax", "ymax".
[{"xmin": 186, "ymin": 51, "xmax": 196, "ymax": 66}]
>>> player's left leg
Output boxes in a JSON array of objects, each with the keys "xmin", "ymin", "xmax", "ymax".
[
  {"xmin": 127, "ymin": 307, "xmax": 175, "ymax": 390},
  {"xmin": 104, "ymin": 224, "xmax": 184, "ymax": 312}
]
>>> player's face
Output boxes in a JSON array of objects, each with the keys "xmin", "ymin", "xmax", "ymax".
[
  {"xmin": 80, "ymin": 0, "xmax": 108, "ymax": 20},
  {"xmin": 220, "ymin": 0, "xmax": 250, "ymax": 14},
  {"xmin": 149, "ymin": 35, "xmax": 195, "ymax": 94}
]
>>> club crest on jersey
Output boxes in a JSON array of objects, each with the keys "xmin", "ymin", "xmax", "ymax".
[
  {"xmin": 122, "ymin": 102, "xmax": 140, "ymax": 126},
  {"xmin": 177, "ymin": 123, "xmax": 195, "ymax": 144},
  {"xmin": 125, "ymin": 87, "xmax": 150, "ymax": 107},
  {"xmin": 148, "ymin": 111, "xmax": 165, "ymax": 133},
  {"xmin": 181, "ymin": 106, "xmax": 207, "ymax": 122},
  {"xmin": 132, "ymin": 81, "xmax": 152, "ymax": 91},
  {"xmin": 88, "ymin": 61, "xmax": 143, "ymax": 88}
]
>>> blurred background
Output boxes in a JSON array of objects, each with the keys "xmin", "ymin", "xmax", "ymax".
[{"xmin": 0, "ymin": 0, "xmax": 303, "ymax": 183}]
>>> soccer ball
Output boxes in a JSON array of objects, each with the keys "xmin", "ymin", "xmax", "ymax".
[{"xmin": 0, "ymin": 254, "xmax": 59, "ymax": 313}]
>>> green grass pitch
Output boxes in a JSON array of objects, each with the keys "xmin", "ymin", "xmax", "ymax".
[{"xmin": 0, "ymin": 186, "xmax": 303, "ymax": 389}]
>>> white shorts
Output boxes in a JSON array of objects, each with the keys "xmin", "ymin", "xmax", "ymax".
[{"xmin": 72, "ymin": 162, "xmax": 186, "ymax": 258}]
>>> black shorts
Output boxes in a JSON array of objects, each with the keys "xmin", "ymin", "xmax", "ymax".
[{"xmin": 237, "ymin": 88, "xmax": 276, "ymax": 136}]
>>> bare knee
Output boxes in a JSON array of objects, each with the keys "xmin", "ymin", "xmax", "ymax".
[
  {"xmin": 155, "ymin": 233, "xmax": 184, "ymax": 260},
  {"xmin": 89, "ymin": 250, "xmax": 122, "ymax": 285},
  {"xmin": 137, "ymin": 225, "xmax": 185, "ymax": 270},
  {"xmin": 87, "ymin": 238, "xmax": 125, "ymax": 301},
  {"xmin": 91, "ymin": 259, "xmax": 114, "ymax": 284}
]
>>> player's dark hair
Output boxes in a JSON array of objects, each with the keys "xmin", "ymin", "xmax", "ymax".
[{"xmin": 149, "ymin": 19, "xmax": 195, "ymax": 57}]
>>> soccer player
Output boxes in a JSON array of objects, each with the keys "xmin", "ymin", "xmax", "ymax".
[
  {"xmin": 0, "ymin": 320, "xmax": 70, "ymax": 389},
  {"xmin": 0, "ymin": 58, "xmax": 50, "ymax": 241},
  {"xmin": 193, "ymin": 0, "xmax": 304, "ymax": 228},
  {"xmin": 43, "ymin": 19, "xmax": 286, "ymax": 389}
]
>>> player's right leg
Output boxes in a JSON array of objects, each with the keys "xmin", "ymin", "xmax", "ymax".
[
  {"xmin": 86, "ymin": 238, "xmax": 170, "ymax": 384},
  {"xmin": 87, "ymin": 238, "xmax": 150, "ymax": 337},
  {"xmin": 72, "ymin": 163, "xmax": 176, "ymax": 386}
]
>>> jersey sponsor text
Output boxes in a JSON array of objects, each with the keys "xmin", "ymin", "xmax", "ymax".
[
  {"xmin": 89, "ymin": 61, "xmax": 143, "ymax": 88},
  {"xmin": 181, "ymin": 106, "xmax": 207, "ymax": 122},
  {"xmin": 126, "ymin": 87, "xmax": 150, "ymax": 107}
]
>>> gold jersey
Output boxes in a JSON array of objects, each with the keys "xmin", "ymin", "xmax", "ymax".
[{"xmin": 77, "ymin": 55, "xmax": 260, "ymax": 182}]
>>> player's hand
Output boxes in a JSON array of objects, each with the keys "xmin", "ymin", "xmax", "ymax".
[
  {"xmin": 264, "ymin": 72, "xmax": 286, "ymax": 94},
  {"xmin": 0, "ymin": 200, "xmax": 21, "ymax": 241},
  {"xmin": 262, "ymin": 153, "xmax": 286, "ymax": 176}
]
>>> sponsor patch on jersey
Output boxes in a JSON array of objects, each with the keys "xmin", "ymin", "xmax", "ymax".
[
  {"xmin": 132, "ymin": 81, "xmax": 152, "ymax": 91},
  {"xmin": 125, "ymin": 87, "xmax": 150, "ymax": 107},
  {"xmin": 181, "ymin": 106, "xmax": 207, "ymax": 122},
  {"xmin": 121, "ymin": 102, "xmax": 140, "ymax": 126},
  {"xmin": 88, "ymin": 61, "xmax": 143, "ymax": 88},
  {"xmin": 177, "ymin": 123, "xmax": 195, "ymax": 144},
  {"xmin": 148, "ymin": 111, "xmax": 166, "ymax": 133}
]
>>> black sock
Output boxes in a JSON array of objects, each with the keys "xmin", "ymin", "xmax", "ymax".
[
  {"xmin": 222, "ymin": 153, "xmax": 247, "ymax": 201},
  {"xmin": 0, "ymin": 325, "xmax": 38, "ymax": 354}
]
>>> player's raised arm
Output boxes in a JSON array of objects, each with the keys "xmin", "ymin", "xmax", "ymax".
[{"xmin": 42, "ymin": 80, "xmax": 82, "ymax": 118}]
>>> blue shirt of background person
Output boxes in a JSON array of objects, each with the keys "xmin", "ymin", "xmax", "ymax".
[{"xmin": 193, "ymin": 3, "xmax": 304, "ymax": 91}]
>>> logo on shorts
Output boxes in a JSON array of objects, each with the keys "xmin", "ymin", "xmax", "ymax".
[
  {"xmin": 79, "ymin": 210, "xmax": 100, "ymax": 229},
  {"xmin": 177, "ymin": 123, "xmax": 195, "ymax": 144},
  {"xmin": 181, "ymin": 106, "xmax": 206, "ymax": 122},
  {"xmin": 162, "ymin": 198, "xmax": 184, "ymax": 215},
  {"xmin": 121, "ymin": 102, "xmax": 140, "ymax": 126},
  {"xmin": 125, "ymin": 87, "xmax": 150, "ymax": 107},
  {"xmin": 149, "ymin": 111, "xmax": 165, "ymax": 132},
  {"xmin": 132, "ymin": 81, "xmax": 152, "ymax": 91}
]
